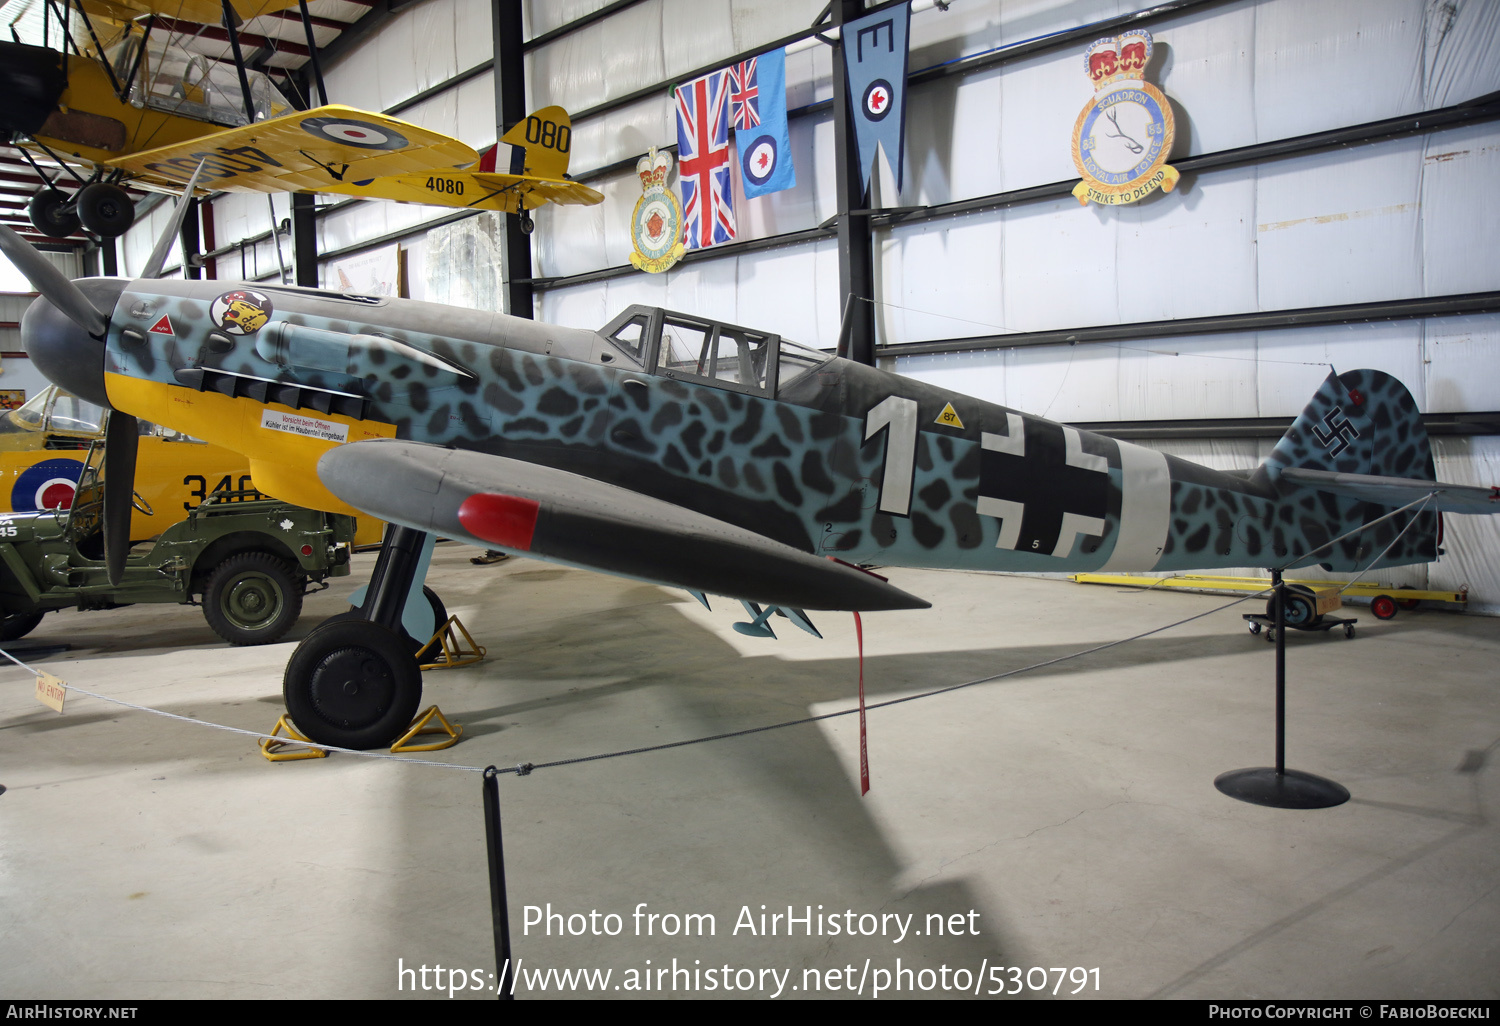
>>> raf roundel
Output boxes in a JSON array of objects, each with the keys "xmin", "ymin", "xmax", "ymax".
[
  {"xmin": 12, "ymin": 458, "xmax": 84, "ymax": 513},
  {"xmin": 862, "ymin": 79, "xmax": 893, "ymax": 122},
  {"xmin": 742, "ymin": 138, "xmax": 779, "ymax": 188},
  {"xmin": 299, "ymin": 116, "xmax": 410, "ymax": 151}
]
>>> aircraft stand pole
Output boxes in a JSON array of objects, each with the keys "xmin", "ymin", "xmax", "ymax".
[
  {"xmin": 482, "ymin": 767, "xmax": 516, "ymax": 1001},
  {"xmin": 1214, "ymin": 570, "xmax": 1350, "ymax": 809}
]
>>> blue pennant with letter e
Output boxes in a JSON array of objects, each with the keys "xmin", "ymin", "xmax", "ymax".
[{"xmin": 842, "ymin": 3, "xmax": 911, "ymax": 195}]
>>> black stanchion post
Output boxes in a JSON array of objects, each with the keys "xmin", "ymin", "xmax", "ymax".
[
  {"xmin": 482, "ymin": 766, "xmax": 515, "ymax": 1000},
  {"xmin": 1214, "ymin": 569, "xmax": 1350, "ymax": 809}
]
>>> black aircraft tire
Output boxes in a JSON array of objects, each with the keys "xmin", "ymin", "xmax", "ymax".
[
  {"xmin": 0, "ymin": 609, "xmax": 45, "ymax": 642},
  {"xmin": 203, "ymin": 552, "xmax": 303, "ymax": 646},
  {"xmin": 28, "ymin": 189, "xmax": 79, "ymax": 238},
  {"xmin": 284, "ymin": 620, "xmax": 421, "ymax": 750},
  {"xmin": 75, "ymin": 183, "xmax": 135, "ymax": 238}
]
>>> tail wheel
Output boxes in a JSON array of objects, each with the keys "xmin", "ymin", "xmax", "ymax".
[
  {"xmin": 1371, "ymin": 595, "xmax": 1399, "ymax": 620},
  {"xmin": 1268, "ymin": 586, "xmax": 1318, "ymax": 628},
  {"xmin": 28, "ymin": 189, "xmax": 80, "ymax": 238},
  {"xmin": 284, "ymin": 619, "xmax": 421, "ymax": 749}
]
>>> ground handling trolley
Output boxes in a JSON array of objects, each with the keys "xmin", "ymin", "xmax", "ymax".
[{"xmin": 1243, "ymin": 583, "xmax": 1357, "ymax": 642}]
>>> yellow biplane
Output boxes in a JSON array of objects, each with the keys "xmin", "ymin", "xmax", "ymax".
[{"xmin": 0, "ymin": 0, "xmax": 601, "ymax": 237}]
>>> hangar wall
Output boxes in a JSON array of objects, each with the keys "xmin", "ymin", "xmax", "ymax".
[{"xmin": 111, "ymin": 0, "xmax": 1500, "ymax": 607}]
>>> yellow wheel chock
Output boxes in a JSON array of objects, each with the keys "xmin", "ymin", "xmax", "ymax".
[
  {"xmin": 260, "ymin": 714, "xmax": 330, "ymax": 762},
  {"xmin": 390, "ymin": 705, "xmax": 463, "ymax": 753},
  {"xmin": 419, "ymin": 615, "xmax": 487, "ymax": 671}
]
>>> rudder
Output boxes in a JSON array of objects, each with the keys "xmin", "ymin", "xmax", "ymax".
[{"xmin": 1263, "ymin": 369, "xmax": 1439, "ymax": 571}]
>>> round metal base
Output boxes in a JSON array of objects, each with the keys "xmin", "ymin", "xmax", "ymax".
[{"xmin": 1214, "ymin": 767, "xmax": 1350, "ymax": 809}]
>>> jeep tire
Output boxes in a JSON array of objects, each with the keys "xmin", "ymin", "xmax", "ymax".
[
  {"xmin": 0, "ymin": 610, "xmax": 45, "ymax": 642},
  {"xmin": 203, "ymin": 552, "xmax": 303, "ymax": 645}
]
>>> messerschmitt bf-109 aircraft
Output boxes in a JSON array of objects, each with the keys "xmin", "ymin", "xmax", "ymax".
[
  {"xmin": 0, "ymin": 0, "xmax": 601, "ymax": 237},
  {"xmin": 4, "ymin": 208, "xmax": 1498, "ymax": 750}
]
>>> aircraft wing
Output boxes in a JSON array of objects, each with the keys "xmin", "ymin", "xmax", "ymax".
[
  {"xmin": 79, "ymin": 0, "xmax": 303, "ymax": 26},
  {"xmin": 318, "ymin": 440, "xmax": 930, "ymax": 613},
  {"xmin": 319, "ymin": 171, "xmax": 604, "ymax": 213},
  {"xmin": 103, "ymin": 105, "xmax": 480, "ymax": 193},
  {"xmin": 1281, "ymin": 467, "xmax": 1500, "ymax": 514}
]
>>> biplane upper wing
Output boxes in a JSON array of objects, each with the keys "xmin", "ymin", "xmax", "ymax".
[
  {"xmin": 78, "ymin": 0, "xmax": 304, "ymax": 26},
  {"xmin": 103, "ymin": 104, "xmax": 480, "ymax": 193},
  {"xmin": 317, "ymin": 440, "xmax": 930, "ymax": 613}
]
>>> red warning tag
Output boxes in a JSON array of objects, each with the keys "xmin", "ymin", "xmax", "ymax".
[{"xmin": 148, "ymin": 315, "xmax": 175, "ymax": 335}]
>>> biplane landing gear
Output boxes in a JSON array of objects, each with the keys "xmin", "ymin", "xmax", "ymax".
[
  {"xmin": 27, "ymin": 188, "xmax": 80, "ymax": 239},
  {"xmin": 74, "ymin": 182, "xmax": 135, "ymax": 237},
  {"xmin": 518, "ymin": 210, "xmax": 535, "ymax": 235},
  {"xmin": 283, "ymin": 525, "xmax": 431, "ymax": 748}
]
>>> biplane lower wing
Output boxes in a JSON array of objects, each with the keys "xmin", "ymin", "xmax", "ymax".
[
  {"xmin": 104, "ymin": 104, "xmax": 480, "ymax": 193},
  {"xmin": 317, "ymin": 440, "xmax": 929, "ymax": 613},
  {"xmin": 319, "ymin": 171, "xmax": 604, "ymax": 213}
]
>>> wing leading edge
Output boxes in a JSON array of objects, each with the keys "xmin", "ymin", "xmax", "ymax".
[{"xmin": 317, "ymin": 440, "xmax": 929, "ymax": 613}]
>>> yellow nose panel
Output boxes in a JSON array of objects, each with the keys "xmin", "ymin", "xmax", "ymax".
[{"xmin": 105, "ymin": 372, "xmax": 396, "ymax": 516}]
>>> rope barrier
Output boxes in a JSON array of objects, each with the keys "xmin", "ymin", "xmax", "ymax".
[{"xmin": 8, "ymin": 557, "xmax": 1393, "ymax": 778}]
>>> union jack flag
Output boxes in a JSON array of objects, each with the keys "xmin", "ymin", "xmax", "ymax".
[
  {"xmin": 728, "ymin": 58, "xmax": 759, "ymax": 130},
  {"xmin": 675, "ymin": 70, "xmax": 736, "ymax": 249}
]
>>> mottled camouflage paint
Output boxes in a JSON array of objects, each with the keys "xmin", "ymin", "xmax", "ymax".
[{"xmin": 104, "ymin": 282, "xmax": 1436, "ymax": 579}]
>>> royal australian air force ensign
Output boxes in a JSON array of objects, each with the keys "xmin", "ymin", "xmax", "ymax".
[{"xmin": 976, "ymin": 413, "xmax": 1171, "ymax": 569}]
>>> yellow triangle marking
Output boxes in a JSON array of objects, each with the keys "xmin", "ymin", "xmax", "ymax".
[{"xmin": 934, "ymin": 402, "xmax": 965, "ymax": 429}]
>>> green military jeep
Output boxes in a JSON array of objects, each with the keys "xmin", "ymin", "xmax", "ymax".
[{"xmin": 0, "ymin": 442, "xmax": 357, "ymax": 646}]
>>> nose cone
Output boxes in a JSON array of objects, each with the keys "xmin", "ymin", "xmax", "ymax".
[{"xmin": 23, "ymin": 278, "xmax": 128, "ymax": 409}]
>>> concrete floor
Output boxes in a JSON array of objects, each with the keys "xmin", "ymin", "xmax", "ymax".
[{"xmin": 1, "ymin": 541, "xmax": 1497, "ymax": 1000}]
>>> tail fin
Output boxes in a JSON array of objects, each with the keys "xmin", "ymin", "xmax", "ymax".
[
  {"xmin": 1263, "ymin": 369, "xmax": 1440, "ymax": 571},
  {"xmin": 488, "ymin": 105, "xmax": 573, "ymax": 180}
]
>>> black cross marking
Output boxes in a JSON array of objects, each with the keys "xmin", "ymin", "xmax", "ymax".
[
  {"xmin": 1311, "ymin": 408, "xmax": 1360, "ymax": 458},
  {"xmin": 978, "ymin": 418, "xmax": 1109, "ymax": 553}
]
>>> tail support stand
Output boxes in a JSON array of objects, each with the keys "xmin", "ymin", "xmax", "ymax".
[
  {"xmin": 1214, "ymin": 569, "xmax": 1350, "ymax": 809},
  {"xmin": 482, "ymin": 767, "xmax": 515, "ymax": 1001}
]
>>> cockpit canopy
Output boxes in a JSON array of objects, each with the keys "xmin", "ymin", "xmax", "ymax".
[
  {"xmin": 109, "ymin": 32, "xmax": 291, "ymax": 127},
  {"xmin": 600, "ymin": 306, "xmax": 831, "ymax": 399}
]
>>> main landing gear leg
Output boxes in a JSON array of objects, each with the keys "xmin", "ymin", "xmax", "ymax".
[{"xmin": 283, "ymin": 526, "xmax": 434, "ymax": 749}]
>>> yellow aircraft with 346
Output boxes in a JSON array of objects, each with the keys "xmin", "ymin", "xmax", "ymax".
[{"xmin": 1, "ymin": 0, "xmax": 601, "ymax": 237}]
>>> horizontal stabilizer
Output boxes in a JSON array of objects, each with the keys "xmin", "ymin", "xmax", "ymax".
[
  {"xmin": 318, "ymin": 440, "xmax": 930, "ymax": 612},
  {"xmin": 1280, "ymin": 468, "xmax": 1500, "ymax": 514}
]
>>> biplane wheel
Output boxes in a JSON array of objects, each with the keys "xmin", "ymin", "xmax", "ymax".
[
  {"xmin": 27, "ymin": 189, "xmax": 80, "ymax": 239},
  {"xmin": 1371, "ymin": 595, "xmax": 1398, "ymax": 620},
  {"xmin": 519, "ymin": 211, "xmax": 535, "ymax": 235},
  {"xmin": 283, "ymin": 619, "xmax": 421, "ymax": 749},
  {"xmin": 75, "ymin": 183, "xmax": 135, "ymax": 238}
]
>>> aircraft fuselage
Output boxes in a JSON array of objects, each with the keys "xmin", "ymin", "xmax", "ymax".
[{"xmin": 89, "ymin": 279, "xmax": 1433, "ymax": 580}]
